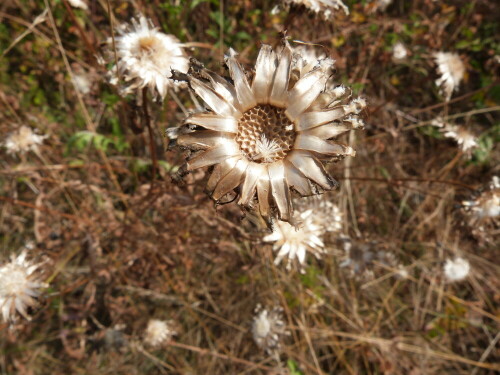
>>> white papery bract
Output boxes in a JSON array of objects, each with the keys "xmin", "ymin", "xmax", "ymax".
[
  {"xmin": 252, "ymin": 304, "xmax": 287, "ymax": 353},
  {"xmin": 3, "ymin": 126, "xmax": 47, "ymax": 155},
  {"xmin": 434, "ymin": 52, "xmax": 465, "ymax": 101},
  {"xmin": 444, "ymin": 257, "xmax": 470, "ymax": 282},
  {"xmin": 0, "ymin": 251, "xmax": 46, "ymax": 322},
  {"xmin": 283, "ymin": 0, "xmax": 349, "ymax": 18},
  {"xmin": 176, "ymin": 41, "xmax": 364, "ymax": 222},
  {"xmin": 68, "ymin": 0, "xmax": 88, "ymax": 10},
  {"xmin": 143, "ymin": 319, "xmax": 177, "ymax": 347},
  {"xmin": 110, "ymin": 15, "xmax": 189, "ymax": 100}
]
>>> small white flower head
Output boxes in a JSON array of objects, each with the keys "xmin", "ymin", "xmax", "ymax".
[
  {"xmin": 264, "ymin": 210, "xmax": 325, "ymax": 270},
  {"xmin": 109, "ymin": 15, "xmax": 189, "ymax": 100},
  {"xmin": 462, "ymin": 176, "xmax": 500, "ymax": 219},
  {"xmin": 252, "ymin": 304, "xmax": 288, "ymax": 353},
  {"xmin": 72, "ymin": 72, "xmax": 92, "ymax": 95},
  {"xmin": 3, "ymin": 125, "xmax": 47, "ymax": 155},
  {"xmin": 392, "ymin": 42, "xmax": 408, "ymax": 61},
  {"xmin": 68, "ymin": 0, "xmax": 88, "ymax": 10},
  {"xmin": 283, "ymin": 0, "xmax": 349, "ymax": 18},
  {"xmin": 442, "ymin": 125, "xmax": 477, "ymax": 152},
  {"xmin": 0, "ymin": 251, "xmax": 47, "ymax": 322},
  {"xmin": 444, "ymin": 257, "xmax": 470, "ymax": 282},
  {"xmin": 434, "ymin": 52, "xmax": 465, "ymax": 101},
  {"xmin": 143, "ymin": 319, "xmax": 177, "ymax": 347},
  {"xmin": 431, "ymin": 118, "xmax": 477, "ymax": 153}
]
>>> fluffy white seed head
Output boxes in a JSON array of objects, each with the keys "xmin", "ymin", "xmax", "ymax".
[
  {"xmin": 4, "ymin": 126, "xmax": 47, "ymax": 155},
  {"xmin": 252, "ymin": 304, "xmax": 287, "ymax": 353},
  {"xmin": 434, "ymin": 52, "xmax": 465, "ymax": 101},
  {"xmin": 444, "ymin": 257, "xmax": 470, "ymax": 282},
  {"xmin": 392, "ymin": 42, "xmax": 408, "ymax": 61},
  {"xmin": 143, "ymin": 319, "xmax": 177, "ymax": 347},
  {"xmin": 110, "ymin": 15, "xmax": 189, "ymax": 100},
  {"xmin": 0, "ymin": 251, "xmax": 47, "ymax": 322}
]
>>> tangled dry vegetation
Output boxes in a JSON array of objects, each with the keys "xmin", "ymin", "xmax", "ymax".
[{"xmin": 0, "ymin": 0, "xmax": 499, "ymax": 374}]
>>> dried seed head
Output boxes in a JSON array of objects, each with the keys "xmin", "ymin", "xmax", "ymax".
[{"xmin": 237, "ymin": 105, "xmax": 295, "ymax": 163}]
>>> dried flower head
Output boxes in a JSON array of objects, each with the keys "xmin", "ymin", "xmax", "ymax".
[
  {"xmin": 175, "ymin": 41, "xmax": 364, "ymax": 222},
  {"xmin": 68, "ymin": 0, "xmax": 88, "ymax": 10},
  {"xmin": 443, "ymin": 257, "xmax": 470, "ymax": 282},
  {"xmin": 3, "ymin": 125, "xmax": 47, "ymax": 155},
  {"xmin": 462, "ymin": 176, "xmax": 500, "ymax": 219},
  {"xmin": 143, "ymin": 319, "xmax": 177, "ymax": 347},
  {"xmin": 283, "ymin": 0, "xmax": 349, "ymax": 18},
  {"xmin": 392, "ymin": 42, "xmax": 408, "ymax": 61},
  {"xmin": 0, "ymin": 251, "xmax": 47, "ymax": 322},
  {"xmin": 252, "ymin": 304, "xmax": 288, "ymax": 353},
  {"xmin": 109, "ymin": 15, "xmax": 189, "ymax": 100},
  {"xmin": 434, "ymin": 52, "xmax": 465, "ymax": 101},
  {"xmin": 263, "ymin": 197, "xmax": 341, "ymax": 270},
  {"xmin": 431, "ymin": 118, "xmax": 477, "ymax": 153}
]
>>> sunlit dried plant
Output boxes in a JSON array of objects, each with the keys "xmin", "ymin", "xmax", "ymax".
[
  {"xmin": 443, "ymin": 257, "xmax": 470, "ymax": 282},
  {"xmin": 108, "ymin": 15, "xmax": 189, "ymax": 100},
  {"xmin": 263, "ymin": 197, "xmax": 342, "ymax": 270},
  {"xmin": 3, "ymin": 125, "xmax": 47, "ymax": 155},
  {"xmin": 431, "ymin": 118, "xmax": 477, "ymax": 153},
  {"xmin": 174, "ymin": 40, "xmax": 365, "ymax": 222},
  {"xmin": 0, "ymin": 251, "xmax": 47, "ymax": 322},
  {"xmin": 143, "ymin": 319, "xmax": 177, "ymax": 347},
  {"xmin": 434, "ymin": 52, "xmax": 465, "ymax": 101}
]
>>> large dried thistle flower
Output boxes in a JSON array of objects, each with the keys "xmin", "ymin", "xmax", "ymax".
[
  {"xmin": 282, "ymin": 0, "xmax": 349, "ymax": 18},
  {"xmin": 263, "ymin": 197, "xmax": 342, "ymax": 270},
  {"xmin": 109, "ymin": 15, "xmax": 189, "ymax": 100},
  {"xmin": 174, "ymin": 41, "xmax": 365, "ymax": 222},
  {"xmin": 434, "ymin": 52, "xmax": 465, "ymax": 101},
  {"xmin": 252, "ymin": 304, "xmax": 288, "ymax": 353},
  {"xmin": 3, "ymin": 125, "xmax": 47, "ymax": 155},
  {"xmin": 0, "ymin": 251, "xmax": 47, "ymax": 322}
]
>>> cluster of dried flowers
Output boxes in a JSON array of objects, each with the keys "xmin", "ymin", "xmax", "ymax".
[{"xmin": 2, "ymin": 4, "xmax": 493, "ymax": 361}]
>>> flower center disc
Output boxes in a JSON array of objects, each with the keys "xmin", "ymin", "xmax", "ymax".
[{"xmin": 235, "ymin": 105, "xmax": 296, "ymax": 163}]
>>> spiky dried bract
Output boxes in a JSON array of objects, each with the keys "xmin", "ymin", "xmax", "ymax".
[
  {"xmin": 434, "ymin": 52, "xmax": 465, "ymax": 101},
  {"xmin": 283, "ymin": 0, "xmax": 349, "ymax": 18},
  {"xmin": 176, "ymin": 41, "xmax": 365, "ymax": 222},
  {"xmin": 462, "ymin": 176, "xmax": 500, "ymax": 219},
  {"xmin": 0, "ymin": 251, "xmax": 47, "ymax": 322},
  {"xmin": 252, "ymin": 304, "xmax": 288, "ymax": 353},
  {"xmin": 431, "ymin": 118, "xmax": 477, "ymax": 153},
  {"xmin": 143, "ymin": 319, "xmax": 177, "ymax": 347},
  {"xmin": 109, "ymin": 15, "xmax": 189, "ymax": 100},
  {"xmin": 444, "ymin": 257, "xmax": 470, "ymax": 282},
  {"xmin": 3, "ymin": 125, "xmax": 47, "ymax": 155}
]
